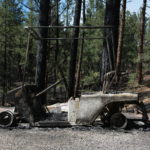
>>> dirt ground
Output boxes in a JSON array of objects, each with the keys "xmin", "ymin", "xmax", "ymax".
[{"xmin": 0, "ymin": 126, "xmax": 150, "ymax": 150}]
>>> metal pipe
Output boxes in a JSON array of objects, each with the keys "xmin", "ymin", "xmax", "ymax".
[
  {"xmin": 40, "ymin": 37, "xmax": 105, "ymax": 40},
  {"xmin": 26, "ymin": 25, "xmax": 112, "ymax": 29},
  {"xmin": 36, "ymin": 80, "xmax": 62, "ymax": 97}
]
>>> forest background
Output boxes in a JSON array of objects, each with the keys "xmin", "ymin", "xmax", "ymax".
[{"xmin": 0, "ymin": 0, "xmax": 150, "ymax": 105}]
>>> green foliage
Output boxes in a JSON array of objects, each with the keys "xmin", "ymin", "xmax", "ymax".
[
  {"xmin": 127, "ymin": 72, "xmax": 138, "ymax": 88},
  {"xmin": 80, "ymin": 0, "xmax": 104, "ymax": 90},
  {"xmin": 0, "ymin": 0, "xmax": 25, "ymax": 89},
  {"xmin": 81, "ymin": 71, "xmax": 100, "ymax": 90},
  {"xmin": 0, "ymin": 0, "xmax": 149, "ymax": 96},
  {"xmin": 26, "ymin": 1, "xmax": 38, "ymax": 26},
  {"xmin": 122, "ymin": 11, "xmax": 140, "ymax": 71}
]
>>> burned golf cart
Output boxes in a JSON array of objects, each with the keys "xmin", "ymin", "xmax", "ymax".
[
  {"xmin": 0, "ymin": 26, "xmax": 149, "ymax": 129},
  {"xmin": 0, "ymin": 84, "xmax": 149, "ymax": 128}
]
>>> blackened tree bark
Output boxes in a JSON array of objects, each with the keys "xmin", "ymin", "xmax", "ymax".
[
  {"xmin": 137, "ymin": 0, "xmax": 147, "ymax": 84},
  {"xmin": 116, "ymin": 0, "xmax": 127, "ymax": 81},
  {"xmin": 100, "ymin": 0, "xmax": 121, "ymax": 86},
  {"xmin": 53, "ymin": 0, "xmax": 60, "ymax": 97},
  {"xmin": 2, "ymin": 26, "xmax": 7, "ymax": 106},
  {"xmin": 35, "ymin": 0, "xmax": 50, "ymax": 105},
  {"xmin": 2, "ymin": 1, "xmax": 8, "ymax": 106},
  {"xmin": 74, "ymin": 0, "xmax": 86, "ymax": 97},
  {"xmin": 66, "ymin": 0, "xmax": 70, "ymax": 26},
  {"xmin": 68, "ymin": 0, "xmax": 82, "ymax": 98}
]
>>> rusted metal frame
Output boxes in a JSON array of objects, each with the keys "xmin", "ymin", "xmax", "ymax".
[
  {"xmin": 25, "ymin": 27, "xmax": 40, "ymax": 40},
  {"xmin": 7, "ymin": 86, "xmax": 23, "ymax": 94},
  {"xmin": 27, "ymin": 25, "xmax": 112, "ymax": 29},
  {"xmin": 35, "ymin": 80, "xmax": 62, "ymax": 97},
  {"xmin": 40, "ymin": 37, "xmax": 105, "ymax": 40},
  {"xmin": 25, "ymin": 26, "xmax": 112, "ymax": 41}
]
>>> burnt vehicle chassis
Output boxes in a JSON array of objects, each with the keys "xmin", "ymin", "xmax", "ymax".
[{"xmin": 0, "ymin": 85, "xmax": 149, "ymax": 129}]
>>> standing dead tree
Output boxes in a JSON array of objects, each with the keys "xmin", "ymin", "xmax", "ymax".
[
  {"xmin": 115, "ymin": 0, "xmax": 127, "ymax": 81},
  {"xmin": 2, "ymin": 1, "xmax": 7, "ymax": 106},
  {"xmin": 15, "ymin": 0, "xmax": 50, "ymax": 122},
  {"xmin": 68, "ymin": 0, "xmax": 82, "ymax": 98},
  {"xmin": 35, "ymin": 0, "xmax": 50, "ymax": 105},
  {"xmin": 53, "ymin": 0, "xmax": 60, "ymax": 97},
  {"xmin": 102, "ymin": 0, "xmax": 126, "ymax": 93},
  {"xmin": 74, "ymin": 0, "xmax": 86, "ymax": 97},
  {"xmin": 137, "ymin": 0, "xmax": 147, "ymax": 84},
  {"xmin": 100, "ymin": 0, "xmax": 121, "ymax": 87}
]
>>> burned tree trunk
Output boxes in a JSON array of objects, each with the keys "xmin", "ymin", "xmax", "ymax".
[
  {"xmin": 54, "ymin": 0, "xmax": 59, "ymax": 97},
  {"xmin": 2, "ymin": 30, "xmax": 7, "ymax": 106},
  {"xmin": 137, "ymin": 0, "xmax": 147, "ymax": 84},
  {"xmin": 68, "ymin": 0, "xmax": 82, "ymax": 98},
  {"xmin": 115, "ymin": 0, "xmax": 127, "ymax": 81},
  {"xmin": 100, "ymin": 0, "xmax": 121, "ymax": 87},
  {"xmin": 35, "ymin": 0, "xmax": 50, "ymax": 104},
  {"xmin": 103, "ymin": 0, "xmax": 126, "ymax": 93},
  {"xmin": 2, "ymin": 2, "xmax": 8, "ymax": 106},
  {"xmin": 74, "ymin": 0, "xmax": 86, "ymax": 97}
]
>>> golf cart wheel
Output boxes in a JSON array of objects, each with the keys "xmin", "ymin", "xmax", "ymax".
[
  {"xmin": 110, "ymin": 113, "xmax": 127, "ymax": 129},
  {"xmin": 0, "ymin": 111, "xmax": 15, "ymax": 128},
  {"xmin": 100, "ymin": 107, "xmax": 111, "ymax": 126}
]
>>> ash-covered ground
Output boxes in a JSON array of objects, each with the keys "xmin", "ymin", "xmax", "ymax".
[
  {"xmin": 0, "ymin": 109, "xmax": 150, "ymax": 150},
  {"xmin": 0, "ymin": 124, "xmax": 150, "ymax": 150}
]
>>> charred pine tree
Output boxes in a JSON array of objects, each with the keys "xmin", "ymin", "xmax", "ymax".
[
  {"xmin": 137, "ymin": 0, "xmax": 147, "ymax": 84},
  {"xmin": 74, "ymin": 0, "xmax": 86, "ymax": 97},
  {"xmin": 2, "ymin": 29, "xmax": 7, "ymax": 106},
  {"xmin": 100, "ymin": 0, "xmax": 121, "ymax": 87},
  {"xmin": 2, "ymin": 1, "xmax": 7, "ymax": 106},
  {"xmin": 68, "ymin": 0, "xmax": 82, "ymax": 98},
  {"xmin": 35, "ymin": 0, "xmax": 50, "ymax": 105},
  {"xmin": 66, "ymin": 0, "xmax": 70, "ymax": 26},
  {"xmin": 115, "ymin": 0, "xmax": 127, "ymax": 81},
  {"xmin": 52, "ymin": 0, "xmax": 60, "ymax": 97}
]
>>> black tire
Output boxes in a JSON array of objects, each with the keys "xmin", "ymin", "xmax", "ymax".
[
  {"xmin": 100, "ymin": 107, "xmax": 111, "ymax": 126},
  {"xmin": 0, "ymin": 111, "xmax": 15, "ymax": 128},
  {"xmin": 110, "ymin": 113, "xmax": 127, "ymax": 129}
]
